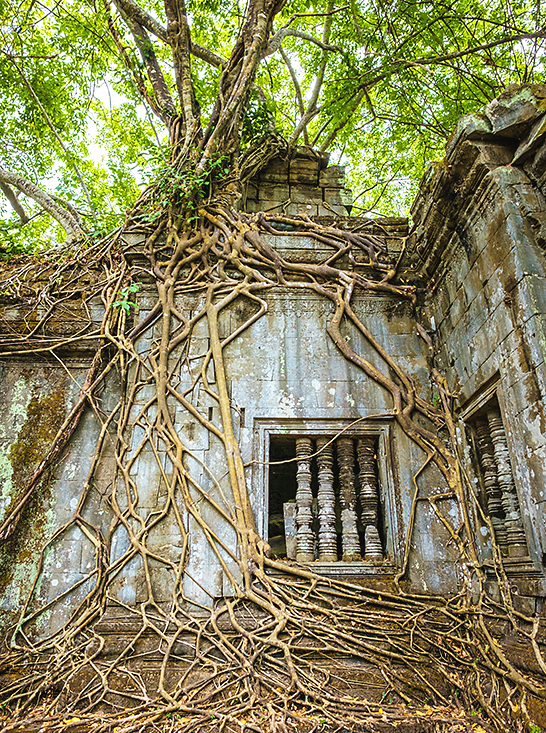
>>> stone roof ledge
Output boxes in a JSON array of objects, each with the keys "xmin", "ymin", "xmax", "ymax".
[
  {"xmin": 408, "ymin": 84, "xmax": 546, "ymax": 277},
  {"xmin": 445, "ymin": 83, "xmax": 546, "ymax": 161}
]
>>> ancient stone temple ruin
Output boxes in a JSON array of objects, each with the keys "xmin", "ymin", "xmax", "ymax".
[{"xmin": 1, "ymin": 83, "xmax": 546, "ymax": 643}]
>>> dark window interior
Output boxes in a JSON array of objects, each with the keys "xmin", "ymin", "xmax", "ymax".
[
  {"xmin": 267, "ymin": 435, "xmax": 384, "ymax": 561},
  {"xmin": 268, "ymin": 436, "xmax": 298, "ymax": 558}
]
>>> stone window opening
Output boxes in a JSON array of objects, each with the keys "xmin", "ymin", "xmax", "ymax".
[
  {"xmin": 267, "ymin": 434, "xmax": 385, "ymax": 563},
  {"xmin": 466, "ymin": 395, "xmax": 529, "ymax": 559}
]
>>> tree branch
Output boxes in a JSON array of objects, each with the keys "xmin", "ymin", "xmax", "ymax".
[
  {"xmin": 109, "ymin": 0, "xmax": 228, "ymax": 73},
  {"xmin": 114, "ymin": 1, "xmax": 177, "ymax": 127},
  {"xmin": 288, "ymin": 1, "xmax": 334, "ymax": 146},
  {"xmin": 115, "ymin": 0, "xmax": 168, "ymax": 42},
  {"xmin": 279, "ymin": 47, "xmax": 307, "ymax": 144},
  {"xmin": 200, "ymin": 0, "xmax": 286, "ymax": 167},
  {"xmin": 191, "ymin": 42, "xmax": 227, "ymax": 68},
  {"xmin": 318, "ymin": 90, "xmax": 364, "ymax": 151},
  {"xmin": 400, "ymin": 30, "xmax": 546, "ymax": 69},
  {"xmin": 264, "ymin": 27, "xmax": 342, "ymax": 58},
  {"xmin": 0, "ymin": 182, "xmax": 29, "ymax": 225},
  {"xmin": 104, "ymin": 0, "xmax": 168, "ymax": 122},
  {"xmin": 308, "ymin": 29, "xmax": 546, "ymax": 152},
  {"xmin": 0, "ymin": 167, "xmax": 86, "ymax": 243},
  {"xmin": 164, "ymin": 0, "xmax": 201, "ymax": 149},
  {"xmin": 278, "ymin": 5, "xmax": 349, "ymax": 30}
]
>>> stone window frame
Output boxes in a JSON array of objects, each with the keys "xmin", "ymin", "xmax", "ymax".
[
  {"xmin": 460, "ymin": 379, "xmax": 538, "ymax": 575},
  {"xmin": 252, "ymin": 417, "xmax": 400, "ymax": 576}
]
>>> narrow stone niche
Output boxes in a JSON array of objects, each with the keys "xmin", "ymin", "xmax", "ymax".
[
  {"xmin": 466, "ymin": 395, "xmax": 529, "ymax": 559},
  {"xmin": 267, "ymin": 434, "xmax": 385, "ymax": 563}
]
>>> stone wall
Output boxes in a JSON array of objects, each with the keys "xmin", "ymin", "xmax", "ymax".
[
  {"xmin": 241, "ymin": 147, "xmax": 353, "ymax": 216},
  {"xmin": 410, "ymin": 84, "xmax": 546, "ymax": 609},
  {"xmin": 107, "ymin": 216, "xmax": 462, "ymax": 608},
  {"xmin": 2, "ymin": 87, "xmax": 546, "ymax": 638},
  {"xmin": 0, "ymin": 218, "xmax": 465, "ymax": 638}
]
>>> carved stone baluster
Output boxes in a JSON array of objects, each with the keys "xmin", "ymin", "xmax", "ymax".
[
  {"xmin": 487, "ymin": 409, "xmax": 528, "ymax": 558},
  {"xmin": 316, "ymin": 437, "xmax": 338, "ymax": 561},
  {"xmin": 337, "ymin": 438, "xmax": 361, "ymax": 561},
  {"xmin": 283, "ymin": 502, "xmax": 297, "ymax": 560},
  {"xmin": 295, "ymin": 438, "xmax": 314, "ymax": 562},
  {"xmin": 357, "ymin": 437, "xmax": 383, "ymax": 560},
  {"xmin": 475, "ymin": 419, "xmax": 508, "ymax": 555}
]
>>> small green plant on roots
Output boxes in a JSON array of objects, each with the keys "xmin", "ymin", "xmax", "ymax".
[
  {"xmin": 140, "ymin": 156, "xmax": 232, "ymax": 225},
  {"xmin": 113, "ymin": 282, "xmax": 141, "ymax": 313}
]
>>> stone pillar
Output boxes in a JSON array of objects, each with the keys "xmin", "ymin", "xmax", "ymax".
[
  {"xmin": 357, "ymin": 437, "xmax": 383, "ymax": 560},
  {"xmin": 316, "ymin": 437, "xmax": 338, "ymax": 562},
  {"xmin": 486, "ymin": 409, "xmax": 528, "ymax": 558},
  {"xmin": 283, "ymin": 502, "xmax": 297, "ymax": 560},
  {"xmin": 475, "ymin": 419, "xmax": 509, "ymax": 555},
  {"xmin": 337, "ymin": 437, "xmax": 361, "ymax": 561},
  {"xmin": 295, "ymin": 437, "xmax": 314, "ymax": 562}
]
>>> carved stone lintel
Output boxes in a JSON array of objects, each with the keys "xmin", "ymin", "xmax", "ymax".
[
  {"xmin": 486, "ymin": 409, "xmax": 528, "ymax": 558},
  {"xmin": 316, "ymin": 437, "xmax": 337, "ymax": 561},
  {"xmin": 337, "ymin": 438, "xmax": 360, "ymax": 561},
  {"xmin": 357, "ymin": 437, "xmax": 383, "ymax": 560},
  {"xmin": 475, "ymin": 418, "xmax": 508, "ymax": 555},
  {"xmin": 295, "ymin": 438, "xmax": 314, "ymax": 562}
]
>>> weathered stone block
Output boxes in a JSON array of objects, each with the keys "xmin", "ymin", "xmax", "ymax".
[
  {"xmin": 131, "ymin": 450, "xmax": 161, "ymax": 507},
  {"xmin": 485, "ymin": 83, "xmax": 546, "ymax": 138},
  {"xmin": 461, "ymin": 265, "xmax": 482, "ymax": 309},
  {"xmin": 175, "ymin": 413, "xmax": 210, "ymax": 451},
  {"xmin": 527, "ymin": 209, "xmax": 546, "ymax": 250},
  {"xmin": 318, "ymin": 203, "xmax": 345, "ymax": 216},
  {"xmin": 521, "ymin": 313, "xmax": 546, "ymax": 374},
  {"xmin": 473, "ymin": 299, "xmax": 512, "ymax": 353},
  {"xmin": 512, "ymin": 594, "xmax": 537, "ymax": 616},
  {"xmin": 108, "ymin": 554, "xmax": 141, "ymax": 605},
  {"xmin": 289, "ymin": 158, "xmax": 319, "ymax": 185},
  {"xmin": 285, "ymin": 202, "xmax": 319, "ymax": 216},
  {"xmin": 245, "ymin": 180, "xmax": 259, "ymax": 200},
  {"xmin": 319, "ymin": 165, "xmax": 346, "ymax": 187},
  {"xmin": 513, "ymin": 114, "xmax": 546, "ymax": 164},
  {"xmin": 289, "ymin": 184, "xmax": 322, "ymax": 204},
  {"xmin": 323, "ymin": 187, "xmax": 353, "ymax": 209},
  {"xmin": 260, "ymin": 157, "xmax": 289, "ymax": 183},
  {"xmin": 515, "ymin": 274, "xmax": 546, "ymax": 320},
  {"xmin": 149, "ymin": 564, "xmax": 176, "ymax": 603},
  {"xmin": 245, "ymin": 198, "xmax": 262, "ymax": 213},
  {"xmin": 507, "ymin": 372, "xmax": 543, "ymax": 418},
  {"xmin": 445, "ymin": 113, "xmax": 492, "ymax": 160},
  {"xmin": 259, "ymin": 183, "xmax": 290, "ymax": 203},
  {"xmin": 448, "ymin": 287, "xmax": 466, "ymax": 328}
]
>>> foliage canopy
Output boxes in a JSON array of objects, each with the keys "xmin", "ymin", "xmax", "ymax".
[{"xmin": 0, "ymin": 0, "xmax": 545, "ymax": 251}]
